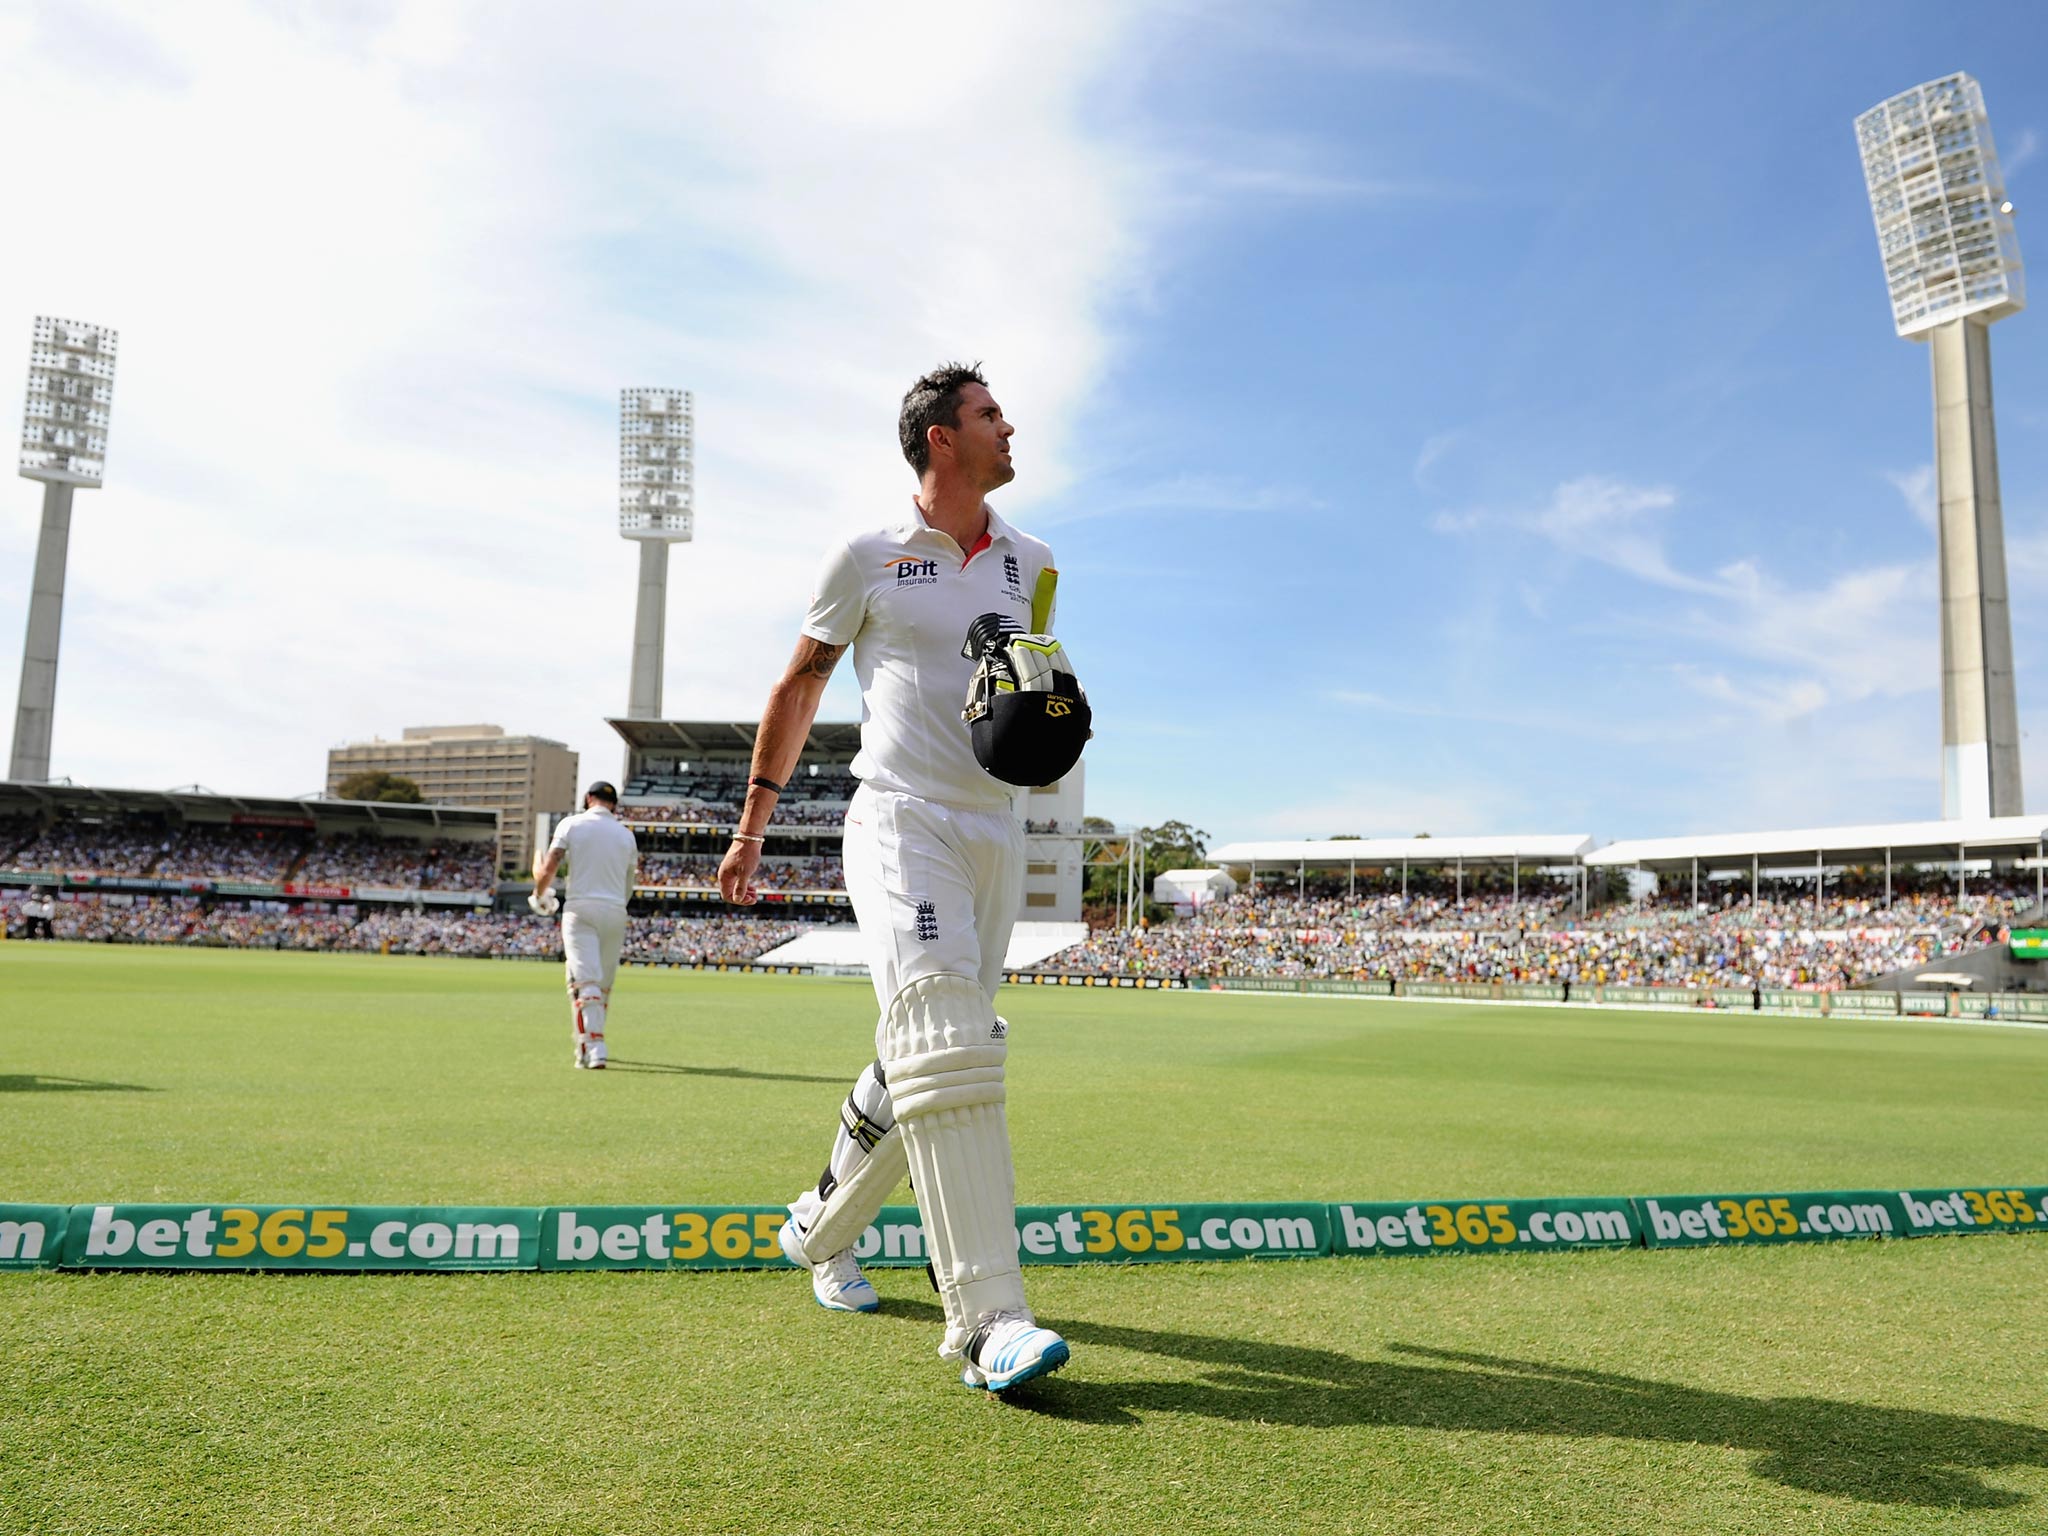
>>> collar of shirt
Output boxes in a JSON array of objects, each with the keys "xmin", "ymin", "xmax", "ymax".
[{"xmin": 891, "ymin": 496, "xmax": 1015, "ymax": 556}]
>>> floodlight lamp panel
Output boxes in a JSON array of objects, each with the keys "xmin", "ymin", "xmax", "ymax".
[
  {"xmin": 618, "ymin": 387, "xmax": 694, "ymax": 541},
  {"xmin": 1856, "ymin": 73, "xmax": 2025, "ymax": 338},
  {"xmin": 20, "ymin": 315, "xmax": 118, "ymax": 485}
]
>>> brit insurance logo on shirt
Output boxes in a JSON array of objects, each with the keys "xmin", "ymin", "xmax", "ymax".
[
  {"xmin": 1002, "ymin": 553, "xmax": 1027, "ymax": 605},
  {"xmin": 886, "ymin": 553, "xmax": 940, "ymax": 588}
]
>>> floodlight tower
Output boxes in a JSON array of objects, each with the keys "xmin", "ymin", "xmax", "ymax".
[
  {"xmin": 1856, "ymin": 74, "xmax": 2026, "ymax": 819},
  {"xmin": 11, "ymin": 317, "xmax": 118, "ymax": 783},
  {"xmin": 618, "ymin": 389, "xmax": 694, "ymax": 720}
]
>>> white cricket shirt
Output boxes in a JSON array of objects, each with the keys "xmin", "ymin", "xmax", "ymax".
[
  {"xmin": 548, "ymin": 807, "xmax": 638, "ymax": 908},
  {"xmin": 804, "ymin": 499, "xmax": 1055, "ymax": 811}
]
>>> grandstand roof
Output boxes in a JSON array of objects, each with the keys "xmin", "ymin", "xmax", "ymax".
[
  {"xmin": 1584, "ymin": 815, "xmax": 2048, "ymax": 872},
  {"xmin": 606, "ymin": 718, "xmax": 864, "ymax": 758},
  {"xmin": 1208, "ymin": 835, "xmax": 1594, "ymax": 868},
  {"xmin": 0, "ymin": 779, "xmax": 496, "ymax": 832}
]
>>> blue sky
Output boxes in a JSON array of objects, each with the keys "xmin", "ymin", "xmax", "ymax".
[{"xmin": 2, "ymin": 2, "xmax": 2045, "ymax": 845}]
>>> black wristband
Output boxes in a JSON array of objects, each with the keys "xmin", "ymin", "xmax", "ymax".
[{"xmin": 749, "ymin": 775, "xmax": 784, "ymax": 795}]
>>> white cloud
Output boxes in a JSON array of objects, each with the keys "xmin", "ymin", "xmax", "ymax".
[
  {"xmin": 1682, "ymin": 559, "xmax": 1931, "ymax": 706},
  {"xmin": 1669, "ymin": 665, "xmax": 1828, "ymax": 723},
  {"xmin": 1202, "ymin": 166, "xmax": 1424, "ymax": 200},
  {"xmin": 1527, "ymin": 476, "xmax": 1721, "ymax": 593},
  {"xmin": 2004, "ymin": 126, "xmax": 2040, "ymax": 178},
  {"xmin": 1887, "ymin": 464, "xmax": 1936, "ymax": 529},
  {"xmin": 1434, "ymin": 475, "xmax": 1720, "ymax": 593},
  {"xmin": 0, "ymin": 1, "xmax": 1164, "ymax": 795},
  {"xmin": 1434, "ymin": 471, "xmax": 1937, "ymax": 713},
  {"xmin": 1412, "ymin": 430, "xmax": 1459, "ymax": 490},
  {"xmin": 1237, "ymin": 777, "xmax": 1536, "ymax": 840},
  {"xmin": 1041, "ymin": 474, "xmax": 1324, "ymax": 526}
]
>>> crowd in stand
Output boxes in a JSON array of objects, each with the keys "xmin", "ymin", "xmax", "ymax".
[
  {"xmin": 625, "ymin": 915, "xmax": 815, "ymax": 963},
  {"xmin": 628, "ymin": 769, "xmax": 859, "ymax": 801},
  {"xmin": 11, "ymin": 848, "xmax": 2036, "ymax": 992},
  {"xmin": 1, "ymin": 893, "xmax": 357, "ymax": 950},
  {"xmin": 1, "ymin": 817, "xmax": 497, "ymax": 893},
  {"xmin": 152, "ymin": 825, "xmax": 304, "ymax": 882},
  {"xmin": 294, "ymin": 832, "xmax": 496, "ymax": 893},
  {"xmin": 621, "ymin": 800, "xmax": 848, "ymax": 828},
  {"xmin": 1631, "ymin": 877, "xmax": 2036, "ymax": 931},
  {"xmin": 1035, "ymin": 872, "xmax": 2033, "ymax": 990},
  {"xmin": 2, "ymin": 890, "xmax": 830, "ymax": 964},
  {"xmin": 8, "ymin": 822, "xmax": 168, "ymax": 878},
  {"xmin": 637, "ymin": 854, "xmax": 844, "ymax": 891}
]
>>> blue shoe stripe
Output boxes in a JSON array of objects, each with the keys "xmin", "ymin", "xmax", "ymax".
[
  {"xmin": 985, "ymin": 1336, "xmax": 1069, "ymax": 1391},
  {"xmin": 815, "ymin": 1282, "xmax": 879, "ymax": 1313}
]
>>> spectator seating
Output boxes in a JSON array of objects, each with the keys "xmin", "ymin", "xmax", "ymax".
[
  {"xmin": 1, "ymin": 815, "xmax": 497, "ymax": 894},
  {"xmin": 1030, "ymin": 874, "xmax": 2030, "ymax": 990}
]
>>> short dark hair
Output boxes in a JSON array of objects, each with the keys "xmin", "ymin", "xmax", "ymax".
[{"xmin": 899, "ymin": 362, "xmax": 988, "ymax": 478}]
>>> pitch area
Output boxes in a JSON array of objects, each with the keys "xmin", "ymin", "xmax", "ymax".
[{"xmin": 3, "ymin": 944, "xmax": 2045, "ymax": 1532}]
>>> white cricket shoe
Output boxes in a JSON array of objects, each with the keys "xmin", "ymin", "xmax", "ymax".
[
  {"xmin": 960, "ymin": 1312, "xmax": 1070, "ymax": 1392},
  {"xmin": 585, "ymin": 1039, "xmax": 607, "ymax": 1069},
  {"xmin": 776, "ymin": 1217, "xmax": 879, "ymax": 1313},
  {"xmin": 573, "ymin": 1039, "xmax": 588, "ymax": 1069}
]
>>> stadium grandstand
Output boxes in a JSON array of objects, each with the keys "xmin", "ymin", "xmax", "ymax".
[
  {"xmin": 1023, "ymin": 818, "xmax": 2048, "ymax": 994},
  {"xmin": 13, "ymin": 772, "xmax": 2044, "ymax": 997},
  {"xmin": 1, "ymin": 781, "xmax": 500, "ymax": 899}
]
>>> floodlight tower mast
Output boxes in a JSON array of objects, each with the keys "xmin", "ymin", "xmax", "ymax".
[
  {"xmin": 1856, "ymin": 74, "xmax": 2027, "ymax": 819},
  {"xmin": 618, "ymin": 389, "xmax": 694, "ymax": 721},
  {"xmin": 11, "ymin": 317, "xmax": 118, "ymax": 783}
]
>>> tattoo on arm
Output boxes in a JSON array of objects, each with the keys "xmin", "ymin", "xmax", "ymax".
[{"xmin": 792, "ymin": 637, "xmax": 845, "ymax": 681}]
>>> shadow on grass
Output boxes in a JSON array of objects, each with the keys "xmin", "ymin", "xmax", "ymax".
[
  {"xmin": 0, "ymin": 1074, "xmax": 156, "ymax": 1094},
  {"xmin": 887, "ymin": 1301, "xmax": 2046, "ymax": 1507},
  {"xmin": 601, "ymin": 1058, "xmax": 845, "ymax": 1085}
]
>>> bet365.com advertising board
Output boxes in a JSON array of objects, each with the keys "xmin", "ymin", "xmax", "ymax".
[
  {"xmin": 533, "ymin": 1203, "xmax": 1332, "ymax": 1270},
  {"xmin": 540, "ymin": 1207, "xmax": 796, "ymax": 1270},
  {"xmin": 1893, "ymin": 1186, "xmax": 2048, "ymax": 1235},
  {"xmin": 57, "ymin": 1205, "xmax": 540, "ymax": 1270},
  {"xmin": 1330, "ymin": 1196, "xmax": 1639, "ymax": 1256},
  {"xmin": 1637, "ymin": 1191, "xmax": 1904, "ymax": 1247},
  {"xmin": 8, "ymin": 1185, "xmax": 2044, "ymax": 1274},
  {"xmin": 0, "ymin": 1205, "xmax": 68, "ymax": 1270}
]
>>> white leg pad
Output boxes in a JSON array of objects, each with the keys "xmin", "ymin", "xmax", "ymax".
[
  {"xmin": 882, "ymin": 973, "xmax": 1025, "ymax": 1357},
  {"xmin": 576, "ymin": 984, "xmax": 607, "ymax": 1064},
  {"xmin": 799, "ymin": 1123, "xmax": 909, "ymax": 1263}
]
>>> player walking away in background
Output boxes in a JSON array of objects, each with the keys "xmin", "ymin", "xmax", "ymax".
[
  {"xmin": 531, "ymin": 781, "xmax": 639, "ymax": 1070},
  {"xmin": 720, "ymin": 363, "xmax": 1082, "ymax": 1393},
  {"xmin": 22, "ymin": 892, "xmax": 56, "ymax": 939}
]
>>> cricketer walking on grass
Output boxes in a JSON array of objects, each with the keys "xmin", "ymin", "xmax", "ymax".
[
  {"xmin": 531, "ymin": 781, "xmax": 639, "ymax": 1070},
  {"xmin": 718, "ymin": 363, "xmax": 1089, "ymax": 1393}
]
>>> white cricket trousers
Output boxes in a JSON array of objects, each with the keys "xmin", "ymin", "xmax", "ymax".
[
  {"xmin": 562, "ymin": 901, "xmax": 626, "ymax": 992},
  {"xmin": 841, "ymin": 782, "xmax": 1025, "ymax": 1012}
]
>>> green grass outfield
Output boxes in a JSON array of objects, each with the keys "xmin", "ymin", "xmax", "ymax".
[{"xmin": 3, "ymin": 942, "xmax": 2046, "ymax": 1533}]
